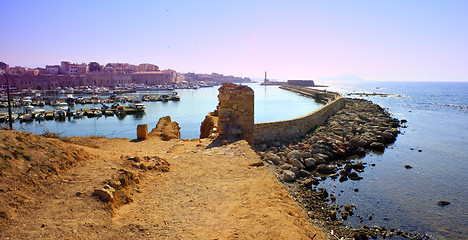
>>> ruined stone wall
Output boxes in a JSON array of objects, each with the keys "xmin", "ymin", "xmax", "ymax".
[
  {"xmin": 200, "ymin": 83, "xmax": 343, "ymax": 147},
  {"xmin": 217, "ymin": 83, "xmax": 255, "ymax": 146},
  {"xmin": 254, "ymin": 96, "xmax": 345, "ymax": 144}
]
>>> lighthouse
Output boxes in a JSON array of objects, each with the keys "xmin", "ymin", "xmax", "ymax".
[{"xmin": 264, "ymin": 71, "xmax": 269, "ymax": 84}]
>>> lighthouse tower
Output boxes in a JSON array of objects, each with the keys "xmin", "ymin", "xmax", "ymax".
[{"xmin": 264, "ymin": 71, "xmax": 269, "ymax": 84}]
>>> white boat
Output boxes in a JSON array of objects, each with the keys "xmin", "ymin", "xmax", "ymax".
[
  {"xmin": 128, "ymin": 98, "xmax": 146, "ymax": 111},
  {"xmin": 22, "ymin": 97, "xmax": 33, "ymax": 106},
  {"xmin": 91, "ymin": 95, "xmax": 100, "ymax": 104},
  {"xmin": 170, "ymin": 92, "xmax": 181, "ymax": 101},
  {"xmin": 19, "ymin": 113, "xmax": 34, "ymax": 122},
  {"xmin": 35, "ymin": 113, "xmax": 45, "ymax": 121},
  {"xmin": 24, "ymin": 105, "xmax": 34, "ymax": 113},
  {"xmin": 66, "ymin": 94, "xmax": 75, "ymax": 106}
]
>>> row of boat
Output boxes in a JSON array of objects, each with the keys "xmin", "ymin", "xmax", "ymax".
[
  {"xmin": 0, "ymin": 92, "xmax": 180, "ymax": 109},
  {"xmin": 0, "ymin": 105, "xmax": 146, "ymax": 123}
]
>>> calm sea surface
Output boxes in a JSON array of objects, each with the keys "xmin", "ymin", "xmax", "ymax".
[
  {"xmin": 323, "ymin": 81, "xmax": 468, "ymax": 239},
  {"xmin": 8, "ymin": 83, "xmax": 324, "ymax": 139}
]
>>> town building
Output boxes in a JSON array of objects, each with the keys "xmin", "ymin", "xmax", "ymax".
[
  {"xmin": 77, "ymin": 63, "xmax": 88, "ymax": 74},
  {"xmin": 131, "ymin": 71, "xmax": 172, "ymax": 85},
  {"xmin": 138, "ymin": 63, "xmax": 159, "ymax": 72},
  {"xmin": 60, "ymin": 61, "xmax": 71, "ymax": 74},
  {"xmin": 86, "ymin": 71, "xmax": 131, "ymax": 87},
  {"xmin": 26, "ymin": 69, "xmax": 39, "ymax": 76},
  {"xmin": 46, "ymin": 65, "xmax": 60, "ymax": 74},
  {"xmin": 68, "ymin": 63, "xmax": 77, "ymax": 75}
]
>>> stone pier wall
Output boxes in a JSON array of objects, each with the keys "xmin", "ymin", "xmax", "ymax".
[
  {"xmin": 254, "ymin": 87, "xmax": 344, "ymax": 144},
  {"xmin": 279, "ymin": 84, "xmax": 340, "ymax": 101}
]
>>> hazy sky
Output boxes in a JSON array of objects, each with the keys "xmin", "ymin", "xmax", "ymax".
[{"xmin": 1, "ymin": 1, "xmax": 467, "ymax": 81}]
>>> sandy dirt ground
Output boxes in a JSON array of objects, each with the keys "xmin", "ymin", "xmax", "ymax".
[{"xmin": 0, "ymin": 131, "xmax": 328, "ymax": 239}]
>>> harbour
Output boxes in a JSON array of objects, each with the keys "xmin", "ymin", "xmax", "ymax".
[
  {"xmin": 1, "ymin": 84, "xmax": 325, "ymax": 139},
  {"xmin": 0, "ymin": 92, "xmax": 181, "ymax": 124}
]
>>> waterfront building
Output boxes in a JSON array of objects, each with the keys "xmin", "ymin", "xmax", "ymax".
[
  {"xmin": 77, "ymin": 63, "xmax": 88, "ymax": 74},
  {"xmin": 162, "ymin": 69, "xmax": 177, "ymax": 83},
  {"xmin": 86, "ymin": 71, "xmax": 132, "ymax": 87},
  {"xmin": 131, "ymin": 71, "xmax": 172, "ymax": 85},
  {"xmin": 46, "ymin": 65, "xmax": 60, "ymax": 74},
  {"xmin": 26, "ymin": 69, "xmax": 39, "ymax": 76},
  {"xmin": 60, "ymin": 61, "xmax": 71, "ymax": 74},
  {"xmin": 68, "ymin": 64, "xmax": 77, "ymax": 75}
]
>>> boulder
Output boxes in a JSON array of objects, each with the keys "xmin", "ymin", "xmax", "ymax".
[
  {"xmin": 291, "ymin": 159, "xmax": 305, "ymax": 169},
  {"xmin": 287, "ymin": 150, "xmax": 302, "ymax": 161},
  {"xmin": 382, "ymin": 131, "xmax": 396, "ymax": 143},
  {"xmin": 370, "ymin": 142, "xmax": 385, "ymax": 151},
  {"xmin": 93, "ymin": 185, "xmax": 116, "ymax": 202},
  {"xmin": 314, "ymin": 154, "xmax": 328, "ymax": 165},
  {"xmin": 437, "ymin": 201, "xmax": 450, "ymax": 206},
  {"xmin": 150, "ymin": 116, "xmax": 181, "ymax": 141},
  {"xmin": 303, "ymin": 158, "xmax": 317, "ymax": 168},
  {"xmin": 352, "ymin": 161, "xmax": 365, "ymax": 171},
  {"xmin": 280, "ymin": 164, "xmax": 292, "ymax": 170},
  {"xmin": 290, "ymin": 167, "xmax": 300, "ymax": 176},
  {"xmin": 266, "ymin": 153, "xmax": 282, "ymax": 165},
  {"xmin": 356, "ymin": 147, "xmax": 366, "ymax": 157},
  {"xmin": 282, "ymin": 170, "xmax": 296, "ymax": 182},
  {"xmin": 348, "ymin": 172, "xmax": 363, "ymax": 181},
  {"xmin": 316, "ymin": 164, "xmax": 337, "ymax": 174},
  {"xmin": 301, "ymin": 151, "xmax": 312, "ymax": 159},
  {"xmin": 298, "ymin": 169, "xmax": 311, "ymax": 178}
]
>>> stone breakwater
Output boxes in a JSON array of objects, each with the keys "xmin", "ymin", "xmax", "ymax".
[
  {"xmin": 255, "ymin": 98, "xmax": 427, "ymax": 239},
  {"xmin": 256, "ymin": 98, "xmax": 401, "ymax": 183}
]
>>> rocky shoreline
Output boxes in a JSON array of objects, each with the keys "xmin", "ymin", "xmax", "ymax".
[{"xmin": 255, "ymin": 98, "xmax": 429, "ymax": 239}]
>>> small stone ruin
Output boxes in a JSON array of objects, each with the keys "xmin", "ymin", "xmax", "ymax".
[{"xmin": 200, "ymin": 83, "xmax": 255, "ymax": 146}]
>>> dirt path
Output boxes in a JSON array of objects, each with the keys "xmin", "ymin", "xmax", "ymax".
[{"xmin": 1, "ymin": 134, "xmax": 328, "ymax": 239}]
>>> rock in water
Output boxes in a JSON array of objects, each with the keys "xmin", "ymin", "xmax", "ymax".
[
  {"xmin": 348, "ymin": 172, "xmax": 363, "ymax": 181},
  {"xmin": 370, "ymin": 142, "xmax": 385, "ymax": 151},
  {"xmin": 437, "ymin": 201, "xmax": 450, "ymax": 206},
  {"xmin": 316, "ymin": 164, "xmax": 337, "ymax": 174}
]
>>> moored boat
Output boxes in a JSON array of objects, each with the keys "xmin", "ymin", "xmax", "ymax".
[{"xmin": 128, "ymin": 98, "xmax": 146, "ymax": 111}]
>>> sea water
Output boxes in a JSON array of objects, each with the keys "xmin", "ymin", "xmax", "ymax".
[
  {"xmin": 321, "ymin": 81, "xmax": 468, "ymax": 239},
  {"xmin": 9, "ymin": 83, "xmax": 324, "ymax": 139}
]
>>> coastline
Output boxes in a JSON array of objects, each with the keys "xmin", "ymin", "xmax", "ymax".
[
  {"xmin": 198, "ymin": 83, "xmax": 429, "ymax": 238},
  {"xmin": 3, "ymin": 83, "xmax": 458, "ymax": 239},
  {"xmin": 254, "ymin": 98, "xmax": 428, "ymax": 239}
]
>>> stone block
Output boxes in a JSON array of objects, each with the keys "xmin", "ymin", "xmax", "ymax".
[{"xmin": 137, "ymin": 124, "xmax": 148, "ymax": 140}]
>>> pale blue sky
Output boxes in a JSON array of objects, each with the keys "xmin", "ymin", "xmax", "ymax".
[{"xmin": 1, "ymin": 0, "xmax": 467, "ymax": 81}]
